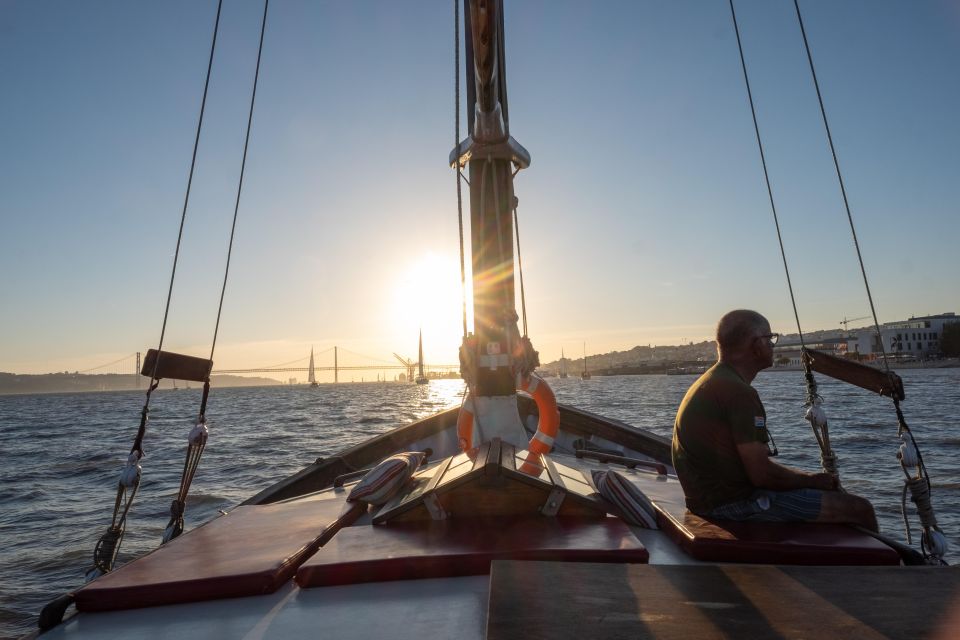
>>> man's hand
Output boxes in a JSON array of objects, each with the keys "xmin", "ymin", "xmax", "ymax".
[
  {"xmin": 810, "ymin": 472, "xmax": 839, "ymax": 491},
  {"xmin": 737, "ymin": 441, "xmax": 841, "ymax": 492}
]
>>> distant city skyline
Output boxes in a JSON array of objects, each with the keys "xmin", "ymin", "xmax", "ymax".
[{"xmin": 2, "ymin": 2, "xmax": 958, "ymax": 375}]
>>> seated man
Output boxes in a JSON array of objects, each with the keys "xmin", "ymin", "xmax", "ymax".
[{"xmin": 672, "ymin": 309, "xmax": 877, "ymax": 531}]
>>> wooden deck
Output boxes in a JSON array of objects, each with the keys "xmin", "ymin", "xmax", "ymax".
[{"xmin": 487, "ymin": 561, "xmax": 960, "ymax": 639}]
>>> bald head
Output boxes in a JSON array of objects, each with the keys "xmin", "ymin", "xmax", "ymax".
[{"xmin": 716, "ymin": 309, "xmax": 769, "ymax": 357}]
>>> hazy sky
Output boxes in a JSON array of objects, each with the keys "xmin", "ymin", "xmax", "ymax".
[{"xmin": 1, "ymin": 1, "xmax": 958, "ymax": 378}]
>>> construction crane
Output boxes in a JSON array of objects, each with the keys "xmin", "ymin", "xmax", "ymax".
[
  {"xmin": 840, "ymin": 315, "xmax": 871, "ymax": 330},
  {"xmin": 392, "ymin": 353, "xmax": 416, "ymax": 382}
]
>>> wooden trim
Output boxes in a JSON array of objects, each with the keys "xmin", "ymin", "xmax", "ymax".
[
  {"xmin": 423, "ymin": 456, "xmax": 454, "ymax": 495},
  {"xmin": 141, "ymin": 349, "xmax": 213, "ymax": 382},
  {"xmin": 483, "ymin": 438, "xmax": 502, "ymax": 476},
  {"xmin": 541, "ymin": 455, "xmax": 562, "ymax": 487},
  {"xmin": 242, "ymin": 407, "xmax": 460, "ymax": 504},
  {"xmin": 803, "ymin": 348, "xmax": 905, "ymax": 400},
  {"xmin": 246, "ymin": 400, "xmax": 673, "ymax": 506}
]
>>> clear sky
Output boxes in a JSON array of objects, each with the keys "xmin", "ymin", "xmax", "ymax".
[{"xmin": 1, "ymin": 1, "xmax": 958, "ymax": 379}]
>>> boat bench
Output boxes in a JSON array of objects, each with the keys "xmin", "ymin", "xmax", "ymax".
[
  {"xmin": 296, "ymin": 515, "xmax": 648, "ymax": 588},
  {"xmin": 74, "ymin": 495, "xmax": 354, "ymax": 612},
  {"xmin": 618, "ymin": 469, "xmax": 900, "ymax": 565}
]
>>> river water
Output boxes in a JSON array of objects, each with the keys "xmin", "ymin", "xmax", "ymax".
[{"xmin": 1, "ymin": 369, "xmax": 958, "ymax": 637}]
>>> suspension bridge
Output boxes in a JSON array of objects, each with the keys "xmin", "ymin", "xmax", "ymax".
[{"xmin": 63, "ymin": 346, "xmax": 460, "ymax": 385}]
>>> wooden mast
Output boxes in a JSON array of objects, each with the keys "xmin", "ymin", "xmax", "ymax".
[{"xmin": 453, "ymin": 0, "xmax": 531, "ymax": 444}]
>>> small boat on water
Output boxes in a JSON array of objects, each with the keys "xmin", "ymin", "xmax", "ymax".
[
  {"xmin": 581, "ymin": 343, "xmax": 592, "ymax": 380},
  {"xmin": 36, "ymin": 2, "xmax": 956, "ymax": 638},
  {"xmin": 308, "ymin": 347, "xmax": 319, "ymax": 387},
  {"xmin": 415, "ymin": 330, "xmax": 429, "ymax": 385}
]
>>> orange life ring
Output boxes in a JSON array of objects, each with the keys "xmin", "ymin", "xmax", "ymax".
[{"xmin": 457, "ymin": 373, "xmax": 560, "ymax": 454}]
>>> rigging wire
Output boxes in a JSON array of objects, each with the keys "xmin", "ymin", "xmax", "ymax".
[
  {"xmin": 139, "ymin": 0, "xmax": 224, "ymax": 426},
  {"xmin": 729, "ymin": 0, "xmax": 838, "ymax": 482},
  {"xmin": 88, "ymin": 0, "xmax": 225, "ymax": 579},
  {"xmin": 134, "ymin": 0, "xmax": 223, "ymax": 453},
  {"xmin": 792, "ymin": 0, "xmax": 890, "ymax": 371},
  {"xmin": 164, "ymin": 0, "xmax": 270, "ymax": 546},
  {"xmin": 513, "ymin": 202, "xmax": 528, "ymax": 337},
  {"xmin": 793, "ymin": 0, "xmax": 945, "ymax": 563},
  {"xmin": 455, "ymin": 0, "xmax": 468, "ymax": 339},
  {"xmin": 727, "ymin": 0, "xmax": 806, "ymax": 347},
  {"xmin": 207, "ymin": 0, "xmax": 269, "ymax": 370}
]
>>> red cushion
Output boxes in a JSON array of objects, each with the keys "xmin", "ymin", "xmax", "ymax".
[
  {"xmin": 75, "ymin": 497, "xmax": 352, "ymax": 611},
  {"xmin": 633, "ymin": 472, "xmax": 899, "ymax": 565},
  {"xmin": 296, "ymin": 516, "xmax": 648, "ymax": 588}
]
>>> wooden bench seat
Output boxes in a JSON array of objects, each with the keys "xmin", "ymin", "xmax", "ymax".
[
  {"xmin": 296, "ymin": 516, "xmax": 648, "ymax": 588},
  {"xmin": 617, "ymin": 469, "xmax": 899, "ymax": 565},
  {"xmin": 75, "ymin": 496, "xmax": 353, "ymax": 611}
]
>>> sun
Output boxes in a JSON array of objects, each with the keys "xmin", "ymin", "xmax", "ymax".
[{"xmin": 388, "ymin": 252, "xmax": 472, "ymax": 364}]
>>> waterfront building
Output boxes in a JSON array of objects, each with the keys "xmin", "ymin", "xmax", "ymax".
[
  {"xmin": 848, "ymin": 312, "xmax": 959, "ymax": 360},
  {"xmin": 772, "ymin": 312, "xmax": 958, "ymax": 365}
]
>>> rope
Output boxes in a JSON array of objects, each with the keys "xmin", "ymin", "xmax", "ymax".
[
  {"xmin": 86, "ymin": 452, "xmax": 142, "ymax": 581},
  {"xmin": 489, "ymin": 159, "xmax": 518, "ymax": 363},
  {"xmin": 455, "ymin": 0, "xmax": 468, "ymax": 339},
  {"xmin": 791, "ymin": 0, "xmax": 890, "ymax": 371},
  {"xmin": 513, "ymin": 202, "xmax": 528, "ymax": 337},
  {"xmin": 162, "ymin": 408, "xmax": 209, "ymax": 543}
]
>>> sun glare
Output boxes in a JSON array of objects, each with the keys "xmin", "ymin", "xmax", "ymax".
[{"xmin": 389, "ymin": 253, "xmax": 471, "ymax": 365}]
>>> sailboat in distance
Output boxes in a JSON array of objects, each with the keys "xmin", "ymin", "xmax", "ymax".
[
  {"xmin": 581, "ymin": 343, "xmax": 591, "ymax": 380},
  {"xmin": 415, "ymin": 330, "xmax": 428, "ymax": 385},
  {"xmin": 559, "ymin": 348, "xmax": 568, "ymax": 378},
  {"xmin": 308, "ymin": 347, "xmax": 318, "ymax": 387}
]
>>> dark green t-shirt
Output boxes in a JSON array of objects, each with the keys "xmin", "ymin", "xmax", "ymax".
[{"xmin": 672, "ymin": 361, "xmax": 770, "ymax": 513}]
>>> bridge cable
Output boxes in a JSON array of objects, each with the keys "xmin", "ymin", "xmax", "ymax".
[
  {"xmin": 78, "ymin": 353, "xmax": 136, "ymax": 374},
  {"xmin": 792, "ymin": 0, "xmax": 945, "ymax": 563}
]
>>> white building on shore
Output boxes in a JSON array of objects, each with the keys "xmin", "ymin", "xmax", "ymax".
[
  {"xmin": 847, "ymin": 312, "xmax": 959, "ymax": 360},
  {"xmin": 773, "ymin": 312, "xmax": 958, "ymax": 365}
]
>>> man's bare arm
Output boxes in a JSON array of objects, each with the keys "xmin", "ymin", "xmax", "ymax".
[{"xmin": 736, "ymin": 441, "xmax": 837, "ymax": 491}]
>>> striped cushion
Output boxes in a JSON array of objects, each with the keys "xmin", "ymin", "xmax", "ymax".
[
  {"xmin": 348, "ymin": 452, "xmax": 425, "ymax": 505},
  {"xmin": 592, "ymin": 470, "xmax": 658, "ymax": 529}
]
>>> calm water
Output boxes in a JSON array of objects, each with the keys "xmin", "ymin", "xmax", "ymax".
[{"xmin": 1, "ymin": 369, "xmax": 959, "ymax": 637}]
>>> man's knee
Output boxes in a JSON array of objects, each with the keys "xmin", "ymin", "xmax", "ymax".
[{"xmin": 818, "ymin": 491, "xmax": 876, "ymax": 528}]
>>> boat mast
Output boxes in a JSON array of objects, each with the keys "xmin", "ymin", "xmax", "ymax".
[
  {"xmin": 452, "ymin": 0, "xmax": 532, "ymax": 444},
  {"xmin": 418, "ymin": 329, "xmax": 426, "ymax": 379},
  {"xmin": 456, "ymin": 0, "xmax": 530, "ymax": 391}
]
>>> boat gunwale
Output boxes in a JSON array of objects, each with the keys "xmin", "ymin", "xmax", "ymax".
[{"xmin": 242, "ymin": 399, "xmax": 672, "ymax": 505}]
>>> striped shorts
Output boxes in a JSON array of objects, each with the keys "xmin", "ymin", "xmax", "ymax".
[{"xmin": 704, "ymin": 488, "xmax": 823, "ymax": 523}]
